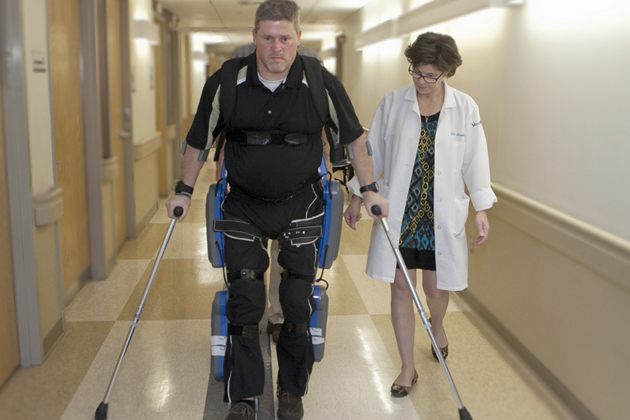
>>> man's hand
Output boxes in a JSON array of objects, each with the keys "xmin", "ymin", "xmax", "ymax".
[
  {"xmin": 166, "ymin": 194, "xmax": 191, "ymax": 221},
  {"xmin": 344, "ymin": 195, "xmax": 363, "ymax": 230}
]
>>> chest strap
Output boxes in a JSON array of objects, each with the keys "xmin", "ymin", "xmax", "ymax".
[{"xmin": 227, "ymin": 131, "xmax": 320, "ymax": 146}]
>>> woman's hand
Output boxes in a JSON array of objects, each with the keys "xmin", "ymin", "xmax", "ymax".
[
  {"xmin": 474, "ymin": 210, "xmax": 490, "ymax": 246},
  {"xmin": 344, "ymin": 195, "xmax": 363, "ymax": 230}
]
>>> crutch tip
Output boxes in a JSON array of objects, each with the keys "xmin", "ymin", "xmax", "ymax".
[
  {"xmin": 459, "ymin": 407, "xmax": 473, "ymax": 420},
  {"xmin": 95, "ymin": 402, "xmax": 108, "ymax": 420}
]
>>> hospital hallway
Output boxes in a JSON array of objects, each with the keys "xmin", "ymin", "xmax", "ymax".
[
  {"xmin": 2, "ymin": 0, "xmax": 630, "ymax": 419},
  {"xmin": 0, "ymin": 161, "xmax": 576, "ymax": 420}
]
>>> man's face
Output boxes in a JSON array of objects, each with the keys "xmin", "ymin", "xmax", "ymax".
[{"xmin": 253, "ymin": 19, "xmax": 301, "ymax": 80}]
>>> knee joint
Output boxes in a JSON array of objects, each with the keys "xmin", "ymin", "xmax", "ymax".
[
  {"xmin": 227, "ymin": 324, "xmax": 259, "ymax": 339},
  {"xmin": 281, "ymin": 270, "xmax": 314, "ymax": 282},
  {"xmin": 282, "ymin": 320, "xmax": 309, "ymax": 335},
  {"xmin": 227, "ymin": 268, "xmax": 265, "ymax": 283}
]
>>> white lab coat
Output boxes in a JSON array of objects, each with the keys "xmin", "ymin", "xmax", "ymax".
[{"xmin": 349, "ymin": 81, "xmax": 497, "ymax": 290}]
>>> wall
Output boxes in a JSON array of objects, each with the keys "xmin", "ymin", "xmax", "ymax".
[
  {"xmin": 339, "ymin": 0, "xmax": 630, "ymax": 418},
  {"xmin": 131, "ymin": 0, "xmax": 158, "ymax": 142},
  {"xmin": 130, "ymin": 0, "xmax": 160, "ymax": 231}
]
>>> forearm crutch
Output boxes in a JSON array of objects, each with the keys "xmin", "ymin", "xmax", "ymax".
[
  {"xmin": 95, "ymin": 207, "xmax": 183, "ymax": 420},
  {"xmin": 372, "ymin": 205, "xmax": 473, "ymax": 420}
]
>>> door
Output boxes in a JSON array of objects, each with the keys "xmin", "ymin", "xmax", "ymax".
[
  {"xmin": 0, "ymin": 63, "xmax": 20, "ymax": 387},
  {"xmin": 49, "ymin": 0, "xmax": 91, "ymax": 291},
  {"xmin": 107, "ymin": 0, "xmax": 127, "ymax": 251}
]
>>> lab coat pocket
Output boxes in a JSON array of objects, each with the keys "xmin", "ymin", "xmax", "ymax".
[{"xmin": 453, "ymin": 195, "xmax": 470, "ymax": 237}]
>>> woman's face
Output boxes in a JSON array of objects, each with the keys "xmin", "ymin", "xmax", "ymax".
[{"xmin": 410, "ymin": 63, "xmax": 445, "ymax": 96}]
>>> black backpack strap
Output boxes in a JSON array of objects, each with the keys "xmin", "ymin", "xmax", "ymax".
[
  {"xmin": 301, "ymin": 56, "xmax": 328, "ymax": 124},
  {"xmin": 219, "ymin": 57, "xmax": 246, "ymax": 128},
  {"xmin": 214, "ymin": 57, "xmax": 247, "ymax": 161},
  {"xmin": 301, "ymin": 56, "xmax": 345, "ymax": 164}
]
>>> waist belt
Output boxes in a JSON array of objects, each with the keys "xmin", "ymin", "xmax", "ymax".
[
  {"xmin": 229, "ymin": 174, "xmax": 321, "ymax": 204},
  {"xmin": 227, "ymin": 131, "xmax": 320, "ymax": 146}
]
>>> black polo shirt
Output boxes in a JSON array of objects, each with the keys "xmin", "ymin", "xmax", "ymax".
[{"xmin": 186, "ymin": 53, "xmax": 364, "ymax": 199}]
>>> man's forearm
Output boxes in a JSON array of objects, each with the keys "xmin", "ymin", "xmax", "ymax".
[{"xmin": 180, "ymin": 144, "xmax": 206, "ymax": 187}]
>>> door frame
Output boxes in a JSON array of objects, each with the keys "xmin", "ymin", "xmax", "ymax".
[
  {"xmin": 120, "ymin": 0, "xmax": 137, "ymax": 239},
  {"xmin": 0, "ymin": 0, "xmax": 43, "ymax": 366}
]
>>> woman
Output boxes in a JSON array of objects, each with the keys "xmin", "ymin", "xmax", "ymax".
[{"xmin": 344, "ymin": 32, "xmax": 497, "ymax": 397}]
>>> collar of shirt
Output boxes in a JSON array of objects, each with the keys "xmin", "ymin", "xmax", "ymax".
[{"xmin": 245, "ymin": 52, "xmax": 305, "ymax": 90}]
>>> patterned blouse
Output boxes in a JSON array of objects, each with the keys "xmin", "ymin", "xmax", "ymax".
[{"xmin": 399, "ymin": 111, "xmax": 440, "ymax": 251}]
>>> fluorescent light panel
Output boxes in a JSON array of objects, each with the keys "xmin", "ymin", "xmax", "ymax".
[
  {"xmin": 355, "ymin": 0, "xmax": 524, "ymax": 50},
  {"xmin": 133, "ymin": 19, "xmax": 160, "ymax": 45}
]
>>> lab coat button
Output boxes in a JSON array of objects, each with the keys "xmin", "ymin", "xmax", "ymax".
[
  {"xmin": 437, "ymin": 226, "xmax": 442, "ymax": 230},
  {"xmin": 437, "ymin": 171, "xmax": 442, "ymax": 175},
  {"xmin": 438, "ymin": 252, "xmax": 443, "ymax": 256}
]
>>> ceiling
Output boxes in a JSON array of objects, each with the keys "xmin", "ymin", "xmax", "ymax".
[{"xmin": 160, "ymin": 0, "xmax": 372, "ymax": 53}]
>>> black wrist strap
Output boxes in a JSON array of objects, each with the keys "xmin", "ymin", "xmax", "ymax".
[
  {"xmin": 176, "ymin": 180, "xmax": 194, "ymax": 194},
  {"xmin": 359, "ymin": 182, "xmax": 378, "ymax": 194}
]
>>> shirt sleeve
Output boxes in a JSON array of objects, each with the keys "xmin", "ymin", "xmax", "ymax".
[
  {"xmin": 462, "ymin": 101, "xmax": 498, "ymax": 211},
  {"xmin": 321, "ymin": 69, "xmax": 365, "ymax": 145},
  {"xmin": 347, "ymin": 92, "xmax": 391, "ymax": 197},
  {"xmin": 185, "ymin": 72, "xmax": 223, "ymax": 150}
]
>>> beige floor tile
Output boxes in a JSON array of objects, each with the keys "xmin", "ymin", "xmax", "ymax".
[
  {"xmin": 0, "ymin": 322, "xmax": 114, "ymax": 420},
  {"xmin": 118, "ymin": 258, "xmax": 223, "ymax": 321},
  {"xmin": 117, "ymin": 223, "xmax": 170, "ymax": 260},
  {"xmin": 372, "ymin": 312, "xmax": 575, "ymax": 420},
  {"xmin": 61, "ymin": 320, "xmax": 211, "ymax": 420},
  {"xmin": 270, "ymin": 314, "xmax": 422, "ymax": 420},
  {"xmin": 339, "ymin": 219, "xmax": 373, "ymax": 255},
  {"xmin": 318, "ymin": 256, "xmax": 369, "ymax": 316},
  {"xmin": 161, "ymin": 223, "xmax": 211, "ymax": 261},
  {"xmin": 65, "ymin": 260, "xmax": 152, "ymax": 322}
]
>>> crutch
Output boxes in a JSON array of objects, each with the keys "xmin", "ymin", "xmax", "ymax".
[
  {"xmin": 95, "ymin": 207, "xmax": 183, "ymax": 420},
  {"xmin": 371, "ymin": 205, "xmax": 473, "ymax": 420}
]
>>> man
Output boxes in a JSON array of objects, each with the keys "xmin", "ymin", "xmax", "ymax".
[
  {"xmin": 166, "ymin": 1, "xmax": 388, "ymax": 419},
  {"xmin": 228, "ymin": 42, "xmax": 325, "ymax": 345}
]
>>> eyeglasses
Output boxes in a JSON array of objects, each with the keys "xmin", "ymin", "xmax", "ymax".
[{"xmin": 408, "ymin": 65, "xmax": 443, "ymax": 84}]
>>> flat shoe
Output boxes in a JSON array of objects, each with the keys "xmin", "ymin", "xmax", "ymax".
[
  {"xmin": 390, "ymin": 370, "xmax": 418, "ymax": 398},
  {"xmin": 428, "ymin": 317, "xmax": 449, "ymax": 361}
]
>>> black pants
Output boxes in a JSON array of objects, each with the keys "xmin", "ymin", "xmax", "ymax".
[{"xmin": 221, "ymin": 182, "xmax": 323, "ymax": 402}]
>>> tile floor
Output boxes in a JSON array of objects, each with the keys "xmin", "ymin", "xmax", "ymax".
[{"xmin": 0, "ymin": 163, "xmax": 577, "ymax": 420}]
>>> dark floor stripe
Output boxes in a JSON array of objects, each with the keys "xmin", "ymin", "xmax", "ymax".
[{"xmin": 203, "ymin": 315, "xmax": 275, "ymax": 419}]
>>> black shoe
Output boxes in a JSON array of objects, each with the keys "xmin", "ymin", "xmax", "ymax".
[
  {"xmin": 428, "ymin": 318, "xmax": 449, "ymax": 361},
  {"xmin": 277, "ymin": 389, "xmax": 304, "ymax": 420},
  {"xmin": 390, "ymin": 370, "xmax": 418, "ymax": 398},
  {"xmin": 266, "ymin": 320, "xmax": 282, "ymax": 343},
  {"xmin": 225, "ymin": 401, "xmax": 255, "ymax": 420}
]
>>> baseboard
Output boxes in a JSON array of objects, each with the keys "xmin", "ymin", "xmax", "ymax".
[
  {"xmin": 136, "ymin": 202, "xmax": 158, "ymax": 236},
  {"xmin": 42, "ymin": 317, "xmax": 63, "ymax": 359}
]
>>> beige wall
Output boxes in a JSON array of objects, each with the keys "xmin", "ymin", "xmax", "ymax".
[
  {"xmin": 134, "ymin": 146, "xmax": 160, "ymax": 232},
  {"xmin": 339, "ymin": 1, "xmax": 630, "ymax": 418},
  {"xmin": 131, "ymin": 0, "xmax": 158, "ymax": 144}
]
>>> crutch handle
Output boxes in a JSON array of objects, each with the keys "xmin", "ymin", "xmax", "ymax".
[
  {"xmin": 371, "ymin": 205, "xmax": 382, "ymax": 216},
  {"xmin": 174, "ymin": 206, "xmax": 183, "ymax": 217}
]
